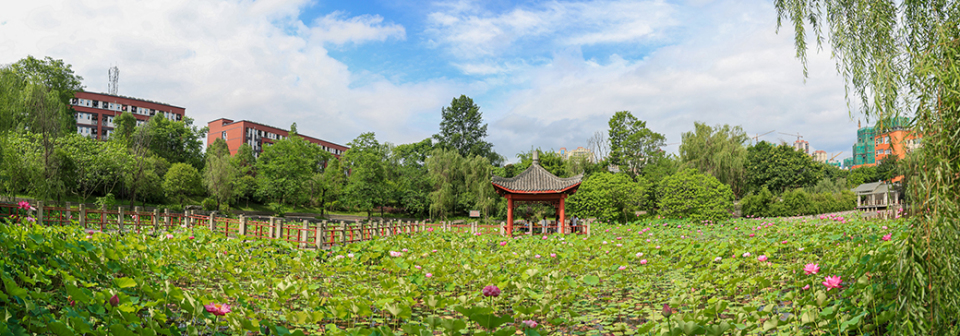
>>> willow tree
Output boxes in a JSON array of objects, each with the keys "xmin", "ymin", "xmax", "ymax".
[
  {"xmin": 679, "ymin": 122, "xmax": 749, "ymax": 198},
  {"xmin": 776, "ymin": 1, "xmax": 960, "ymax": 333}
]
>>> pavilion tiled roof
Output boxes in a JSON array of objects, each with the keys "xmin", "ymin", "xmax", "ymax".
[{"xmin": 492, "ymin": 160, "xmax": 583, "ymax": 193}]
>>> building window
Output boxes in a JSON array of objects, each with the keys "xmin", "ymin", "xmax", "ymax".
[{"xmin": 222, "ymin": 131, "xmax": 227, "ymax": 140}]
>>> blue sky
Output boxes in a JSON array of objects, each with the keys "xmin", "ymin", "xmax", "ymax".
[{"xmin": 1, "ymin": 0, "xmax": 859, "ymax": 163}]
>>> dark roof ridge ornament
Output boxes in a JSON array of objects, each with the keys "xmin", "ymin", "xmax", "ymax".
[{"xmin": 532, "ymin": 150, "xmax": 539, "ymax": 166}]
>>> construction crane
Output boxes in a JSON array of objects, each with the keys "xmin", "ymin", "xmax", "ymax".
[
  {"xmin": 779, "ymin": 132, "xmax": 803, "ymax": 142},
  {"xmin": 829, "ymin": 151, "xmax": 843, "ymax": 161},
  {"xmin": 753, "ymin": 130, "xmax": 775, "ymax": 144}
]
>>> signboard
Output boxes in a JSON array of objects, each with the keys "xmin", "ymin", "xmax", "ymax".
[{"xmin": 469, "ymin": 210, "xmax": 481, "ymax": 218}]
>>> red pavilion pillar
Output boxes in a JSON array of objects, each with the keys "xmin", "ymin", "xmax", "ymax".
[
  {"xmin": 506, "ymin": 194, "xmax": 514, "ymax": 236},
  {"xmin": 559, "ymin": 195, "xmax": 566, "ymax": 234}
]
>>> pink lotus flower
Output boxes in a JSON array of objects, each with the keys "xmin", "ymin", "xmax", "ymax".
[
  {"xmin": 757, "ymin": 255, "xmax": 768, "ymax": 262},
  {"xmin": 822, "ymin": 276, "xmax": 842, "ymax": 291},
  {"xmin": 640, "ymin": 259, "xmax": 648, "ymax": 265},
  {"xmin": 804, "ymin": 263, "xmax": 820, "ymax": 275},
  {"xmin": 749, "ymin": 233, "xmax": 755, "ymax": 237},
  {"xmin": 188, "ymin": 236, "xmax": 194, "ymax": 239},
  {"xmin": 204, "ymin": 303, "xmax": 232, "ymax": 316},
  {"xmin": 109, "ymin": 294, "xmax": 119, "ymax": 307},
  {"xmin": 389, "ymin": 251, "xmax": 403, "ymax": 257},
  {"xmin": 781, "ymin": 240, "xmax": 788, "ymax": 244},
  {"xmin": 427, "ymin": 228, "xmax": 434, "ymax": 232},
  {"xmin": 426, "ymin": 273, "xmax": 432, "ymax": 278},
  {"xmin": 714, "ymin": 257, "xmax": 722, "ymax": 262},
  {"xmin": 482, "ymin": 285, "xmax": 501, "ymax": 297},
  {"xmin": 85, "ymin": 235, "xmax": 92, "ymax": 239},
  {"xmin": 165, "ymin": 234, "xmax": 174, "ymax": 239},
  {"xmin": 742, "ymin": 252, "xmax": 751, "ymax": 257},
  {"xmin": 17, "ymin": 201, "xmax": 30, "ymax": 209},
  {"xmin": 415, "ymin": 265, "xmax": 421, "ymax": 269},
  {"xmin": 618, "ymin": 266, "xmax": 626, "ymax": 270},
  {"xmin": 882, "ymin": 234, "xmax": 892, "ymax": 241},
  {"xmin": 25, "ymin": 217, "xmax": 35, "ymax": 223},
  {"xmin": 636, "ymin": 252, "xmax": 643, "ymax": 257},
  {"xmin": 401, "ymin": 248, "xmax": 408, "ymax": 252},
  {"xmin": 523, "ymin": 320, "xmax": 538, "ymax": 328},
  {"xmin": 542, "ymin": 236, "xmax": 548, "ymax": 240},
  {"xmin": 550, "ymin": 253, "xmax": 556, "ymax": 258},
  {"xmin": 802, "ymin": 284, "xmax": 810, "ymax": 290},
  {"xmin": 535, "ymin": 254, "xmax": 541, "ymax": 258},
  {"xmin": 432, "ymin": 249, "xmax": 437, "ymax": 253}
]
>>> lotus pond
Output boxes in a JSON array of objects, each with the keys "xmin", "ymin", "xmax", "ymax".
[{"xmin": 0, "ymin": 213, "xmax": 904, "ymax": 336}]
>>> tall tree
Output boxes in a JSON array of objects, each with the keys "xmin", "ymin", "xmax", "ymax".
[
  {"xmin": 204, "ymin": 138, "xmax": 236, "ymax": 211},
  {"xmin": 1, "ymin": 56, "xmax": 83, "ymax": 135},
  {"xmin": 433, "ymin": 95, "xmax": 502, "ymax": 166},
  {"xmin": 255, "ymin": 127, "xmax": 329, "ymax": 208},
  {"xmin": 341, "ymin": 132, "xmax": 389, "ymax": 218},
  {"xmin": 778, "ymin": 2, "xmax": 960, "ymax": 331},
  {"xmin": 607, "ymin": 111, "xmax": 665, "ymax": 175},
  {"xmin": 147, "ymin": 115, "xmax": 206, "ymax": 169},
  {"xmin": 745, "ymin": 141, "xmax": 823, "ymax": 194},
  {"xmin": 391, "ymin": 138, "xmax": 434, "ymax": 218},
  {"xmin": 231, "ymin": 143, "xmax": 257, "ymax": 207},
  {"xmin": 163, "ymin": 163, "xmax": 203, "ymax": 208},
  {"xmin": 679, "ymin": 122, "xmax": 750, "ymax": 197}
]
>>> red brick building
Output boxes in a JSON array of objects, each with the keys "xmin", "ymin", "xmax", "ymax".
[
  {"xmin": 207, "ymin": 118, "xmax": 349, "ymax": 158},
  {"xmin": 70, "ymin": 91, "xmax": 186, "ymax": 140}
]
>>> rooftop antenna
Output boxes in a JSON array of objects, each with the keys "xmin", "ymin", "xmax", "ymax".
[{"xmin": 108, "ymin": 65, "xmax": 119, "ymax": 95}]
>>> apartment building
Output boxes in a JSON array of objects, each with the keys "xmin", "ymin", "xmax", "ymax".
[
  {"xmin": 71, "ymin": 91, "xmax": 185, "ymax": 140},
  {"xmin": 207, "ymin": 118, "xmax": 349, "ymax": 158}
]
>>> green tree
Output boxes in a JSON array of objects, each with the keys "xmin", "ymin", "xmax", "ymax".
[
  {"xmin": 391, "ymin": 138, "xmax": 434, "ymax": 218},
  {"xmin": 203, "ymin": 138, "xmax": 236, "ymax": 211},
  {"xmin": 641, "ymin": 154, "xmax": 681, "ymax": 212},
  {"xmin": 566, "ymin": 172, "xmax": 648, "ymax": 223},
  {"xmin": 1, "ymin": 56, "xmax": 84, "ymax": 135},
  {"xmin": 426, "ymin": 148, "xmax": 463, "ymax": 220},
  {"xmin": 846, "ymin": 166, "xmax": 877, "ymax": 188},
  {"xmin": 607, "ymin": 111, "xmax": 665, "ymax": 175},
  {"xmin": 513, "ymin": 149, "xmax": 568, "ymax": 177},
  {"xmin": 875, "ymin": 156, "xmax": 900, "ymax": 182},
  {"xmin": 147, "ymin": 115, "xmax": 206, "ymax": 169},
  {"xmin": 163, "ymin": 163, "xmax": 202, "ymax": 207},
  {"xmin": 679, "ymin": 122, "xmax": 749, "ymax": 197},
  {"xmin": 231, "ymin": 143, "xmax": 257, "ymax": 207},
  {"xmin": 433, "ymin": 95, "xmax": 502, "ymax": 166},
  {"xmin": 57, "ymin": 134, "xmax": 129, "ymax": 203},
  {"xmin": 778, "ymin": 1, "xmax": 960, "ymax": 331},
  {"xmin": 745, "ymin": 141, "xmax": 823, "ymax": 194},
  {"xmin": 341, "ymin": 132, "xmax": 389, "ymax": 218},
  {"xmin": 256, "ymin": 128, "xmax": 329, "ymax": 208},
  {"xmin": 308, "ymin": 157, "xmax": 346, "ymax": 217},
  {"xmin": 657, "ymin": 168, "xmax": 733, "ymax": 222}
]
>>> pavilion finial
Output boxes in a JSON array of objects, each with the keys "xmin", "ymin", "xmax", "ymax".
[{"xmin": 533, "ymin": 150, "xmax": 539, "ymax": 165}]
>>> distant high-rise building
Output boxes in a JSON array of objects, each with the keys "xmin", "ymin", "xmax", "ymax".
[
  {"xmin": 793, "ymin": 139, "xmax": 810, "ymax": 154},
  {"xmin": 813, "ymin": 150, "xmax": 828, "ymax": 163},
  {"xmin": 557, "ymin": 146, "xmax": 595, "ymax": 162},
  {"xmin": 850, "ymin": 117, "xmax": 920, "ymax": 169},
  {"xmin": 71, "ymin": 91, "xmax": 185, "ymax": 141}
]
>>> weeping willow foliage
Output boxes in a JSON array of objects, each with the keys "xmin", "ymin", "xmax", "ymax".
[
  {"xmin": 426, "ymin": 148, "xmax": 497, "ymax": 221},
  {"xmin": 679, "ymin": 122, "xmax": 750, "ymax": 198},
  {"xmin": 777, "ymin": 1, "xmax": 960, "ymax": 333}
]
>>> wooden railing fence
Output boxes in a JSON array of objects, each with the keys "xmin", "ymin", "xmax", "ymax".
[{"xmin": 0, "ymin": 202, "xmax": 590, "ymax": 249}]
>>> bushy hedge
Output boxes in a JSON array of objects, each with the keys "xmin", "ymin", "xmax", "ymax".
[
  {"xmin": 741, "ymin": 187, "xmax": 856, "ymax": 217},
  {"xmin": 656, "ymin": 169, "xmax": 733, "ymax": 222}
]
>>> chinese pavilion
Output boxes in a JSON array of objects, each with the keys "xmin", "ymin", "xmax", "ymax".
[{"xmin": 491, "ymin": 151, "xmax": 583, "ymax": 235}]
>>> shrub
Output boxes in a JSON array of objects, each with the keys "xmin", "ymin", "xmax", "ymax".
[
  {"xmin": 657, "ymin": 169, "xmax": 733, "ymax": 222},
  {"xmin": 201, "ymin": 197, "xmax": 218, "ymax": 211},
  {"xmin": 742, "ymin": 188, "xmax": 857, "ymax": 217},
  {"xmin": 567, "ymin": 172, "xmax": 648, "ymax": 223}
]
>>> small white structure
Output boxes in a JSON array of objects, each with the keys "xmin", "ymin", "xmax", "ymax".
[{"xmin": 853, "ymin": 182, "xmax": 900, "ymax": 210}]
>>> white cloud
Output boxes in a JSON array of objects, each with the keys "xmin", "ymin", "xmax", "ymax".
[
  {"xmin": 425, "ymin": 0, "xmax": 675, "ymax": 61},
  {"xmin": 0, "ymin": 0, "xmax": 453, "ymax": 146},
  {"xmin": 307, "ymin": 11, "xmax": 406, "ymax": 45},
  {"xmin": 482, "ymin": 0, "xmax": 856, "ymax": 162}
]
